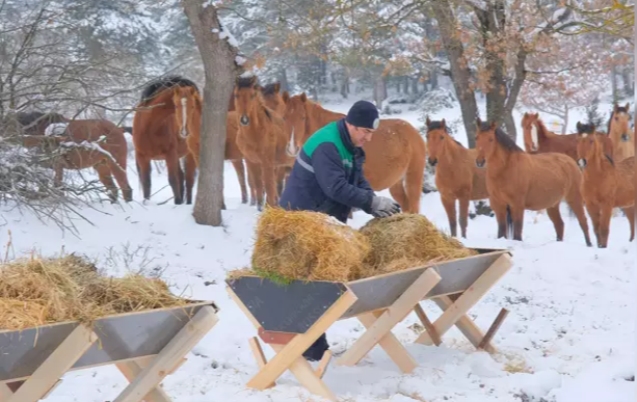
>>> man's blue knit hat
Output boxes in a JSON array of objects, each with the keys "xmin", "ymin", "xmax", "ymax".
[{"xmin": 346, "ymin": 100, "xmax": 380, "ymax": 130}]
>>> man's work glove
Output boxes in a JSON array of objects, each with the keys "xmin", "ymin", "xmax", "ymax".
[{"xmin": 370, "ymin": 196, "xmax": 401, "ymax": 218}]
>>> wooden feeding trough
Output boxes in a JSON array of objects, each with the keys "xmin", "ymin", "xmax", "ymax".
[
  {"xmin": 0, "ymin": 301, "xmax": 219, "ymax": 402},
  {"xmin": 226, "ymin": 248, "xmax": 513, "ymax": 401}
]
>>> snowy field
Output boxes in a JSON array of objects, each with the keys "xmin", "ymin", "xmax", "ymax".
[{"xmin": 1, "ymin": 92, "xmax": 635, "ymax": 402}]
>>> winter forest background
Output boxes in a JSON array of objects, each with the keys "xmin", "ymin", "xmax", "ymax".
[{"xmin": 1, "ymin": 0, "xmax": 633, "ymax": 147}]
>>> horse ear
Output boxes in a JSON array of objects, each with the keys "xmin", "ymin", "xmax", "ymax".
[
  {"xmin": 489, "ymin": 121, "xmax": 497, "ymax": 130},
  {"xmin": 441, "ymin": 118, "xmax": 446, "ymax": 129},
  {"xmin": 475, "ymin": 116, "xmax": 482, "ymax": 127},
  {"xmin": 425, "ymin": 116, "xmax": 431, "ymax": 126},
  {"xmin": 625, "ymin": 102, "xmax": 630, "ymax": 111},
  {"xmin": 274, "ymin": 82, "xmax": 280, "ymax": 93},
  {"xmin": 534, "ymin": 113, "xmax": 539, "ymax": 118},
  {"xmin": 300, "ymin": 93, "xmax": 307, "ymax": 102},
  {"xmin": 282, "ymin": 91, "xmax": 290, "ymax": 103},
  {"xmin": 614, "ymin": 103, "xmax": 619, "ymax": 112},
  {"xmin": 576, "ymin": 122, "xmax": 583, "ymax": 133}
]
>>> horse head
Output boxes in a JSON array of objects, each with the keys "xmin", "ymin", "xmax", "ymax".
[
  {"xmin": 576, "ymin": 122, "xmax": 614, "ymax": 168},
  {"xmin": 282, "ymin": 92, "xmax": 309, "ymax": 149},
  {"xmin": 610, "ymin": 102, "xmax": 632, "ymax": 142},
  {"xmin": 521, "ymin": 112, "xmax": 541, "ymax": 152},
  {"xmin": 234, "ymin": 74, "xmax": 261, "ymax": 127},
  {"xmin": 171, "ymin": 85, "xmax": 201, "ymax": 139},
  {"xmin": 424, "ymin": 116, "xmax": 450, "ymax": 167},
  {"xmin": 474, "ymin": 117, "xmax": 498, "ymax": 168}
]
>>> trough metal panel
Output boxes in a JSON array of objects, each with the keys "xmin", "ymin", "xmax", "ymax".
[
  {"xmin": 0, "ymin": 302, "xmax": 213, "ymax": 381},
  {"xmin": 226, "ymin": 277, "xmax": 347, "ymax": 333},
  {"xmin": 341, "ymin": 249, "xmax": 509, "ymax": 319}
]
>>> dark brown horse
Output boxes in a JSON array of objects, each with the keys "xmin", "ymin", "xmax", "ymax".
[
  {"xmin": 15, "ymin": 111, "xmax": 133, "ymax": 202},
  {"xmin": 132, "ymin": 76, "xmax": 198, "ymax": 205},
  {"xmin": 425, "ymin": 117, "xmax": 488, "ymax": 238},
  {"xmin": 475, "ymin": 118, "xmax": 591, "ymax": 245}
]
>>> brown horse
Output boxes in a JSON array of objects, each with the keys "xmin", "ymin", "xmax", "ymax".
[
  {"xmin": 16, "ymin": 111, "xmax": 133, "ymax": 203},
  {"xmin": 281, "ymin": 92, "xmax": 427, "ymax": 213},
  {"xmin": 521, "ymin": 112, "xmax": 579, "ymax": 161},
  {"xmin": 233, "ymin": 75, "xmax": 296, "ymax": 209},
  {"xmin": 606, "ymin": 103, "xmax": 635, "ymax": 163},
  {"xmin": 425, "ymin": 117, "xmax": 488, "ymax": 238},
  {"xmin": 132, "ymin": 76, "xmax": 198, "ymax": 205},
  {"xmin": 575, "ymin": 122, "xmax": 635, "ymax": 248},
  {"xmin": 474, "ymin": 118, "xmax": 591, "ymax": 245}
]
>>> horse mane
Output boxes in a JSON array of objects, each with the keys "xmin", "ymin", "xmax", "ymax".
[
  {"xmin": 261, "ymin": 82, "xmax": 280, "ymax": 96},
  {"xmin": 480, "ymin": 122, "xmax": 522, "ymax": 152},
  {"xmin": 140, "ymin": 75, "xmax": 199, "ymax": 103},
  {"xmin": 427, "ymin": 119, "xmax": 464, "ymax": 148},
  {"xmin": 607, "ymin": 105, "xmax": 629, "ymax": 134},
  {"xmin": 534, "ymin": 118, "xmax": 556, "ymax": 138},
  {"xmin": 15, "ymin": 111, "xmax": 67, "ymax": 127},
  {"xmin": 576, "ymin": 123, "xmax": 596, "ymax": 134}
]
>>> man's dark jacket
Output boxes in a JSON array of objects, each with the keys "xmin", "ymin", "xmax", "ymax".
[{"xmin": 279, "ymin": 118, "xmax": 375, "ymax": 223}]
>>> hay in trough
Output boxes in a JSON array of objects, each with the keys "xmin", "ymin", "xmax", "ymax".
[
  {"xmin": 249, "ymin": 207, "xmax": 371, "ymax": 283},
  {"xmin": 0, "ymin": 253, "xmax": 191, "ymax": 331},
  {"xmin": 359, "ymin": 213, "xmax": 478, "ymax": 276}
]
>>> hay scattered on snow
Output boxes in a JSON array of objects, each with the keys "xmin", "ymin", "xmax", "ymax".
[
  {"xmin": 249, "ymin": 207, "xmax": 370, "ymax": 283},
  {"xmin": 0, "ymin": 253, "xmax": 190, "ymax": 331},
  {"xmin": 359, "ymin": 213, "xmax": 478, "ymax": 276}
]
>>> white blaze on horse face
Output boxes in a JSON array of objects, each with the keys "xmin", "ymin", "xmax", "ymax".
[
  {"xmin": 285, "ymin": 125, "xmax": 298, "ymax": 157},
  {"xmin": 530, "ymin": 124, "xmax": 539, "ymax": 150},
  {"xmin": 179, "ymin": 97, "xmax": 188, "ymax": 138},
  {"xmin": 44, "ymin": 123, "xmax": 68, "ymax": 137}
]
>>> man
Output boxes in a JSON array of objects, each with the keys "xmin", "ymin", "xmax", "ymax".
[{"xmin": 279, "ymin": 99, "xmax": 401, "ymax": 361}]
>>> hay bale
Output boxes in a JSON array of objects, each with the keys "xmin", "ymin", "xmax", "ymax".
[
  {"xmin": 359, "ymin": 213, "xmax": 478, "ymax": 277},
  {"xmin": 250, "ymin": 207, "xmax": 371, "ymax": 282},
  {"xmin": 0, "ymin": 254, "xmax": 190, "ymax": 331}
]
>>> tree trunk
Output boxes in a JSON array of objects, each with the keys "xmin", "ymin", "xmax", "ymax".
[
  {"xmin": 182, "ymin": 0, "xmax": 241, "ymax": 226},
  {"xmin": 373, "ymin": 77, "xmax": 385, "ymax": 110},
  {"xmin": 279, "ymin": 68, "xmax": 289, "ymax": 92},
  {"xmin": 403, "ymin": 76, "xmax": 409, "ymax": 94},
  {"xmin": 430, "ymin": 0, "xmax": 479, "ymax": 147},
  {"xmin": 621, "ymin": 65, "xmax": 633, "ymax": 97},
  {"xmin": 611, "ymin": 65, "xmax": 619, "ymax": 103},
  {"xmin": 562, "ymin": 105, "xmax": 569, "ymax": 135},
  {"xmin": 411, "ymin": 77, "xmax": 419, "ymax": 94}
]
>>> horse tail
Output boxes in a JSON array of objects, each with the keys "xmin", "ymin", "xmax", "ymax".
[{"xmin": 506, "ymin": 205, "xmax": 513, "ymax": 239}]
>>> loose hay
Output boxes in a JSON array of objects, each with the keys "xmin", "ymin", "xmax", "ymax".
[
  {"xmin": 249, "ymin": 207, "xmax": 371, "ymax": 283},
  {"xmin": 0, "ymin": 253, "xmax": 191, "ymax": 331},
  {"xmin": 359, "ymin": 213, "xmax": 478, "ymax": 276}
]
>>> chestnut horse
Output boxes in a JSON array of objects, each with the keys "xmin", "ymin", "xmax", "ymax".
[
  {"xmin": 575, "ymin": 122, "xmax": 635, "ymax": 248},
  {"xmin": 521, "ymin": 112, "xmax": 579, "ymax": 161},
  {"xmin": 281, "ymin": 92, "xmax": 426, "ymax": 213},
  {"xmin": 133, "ymin": 76, "xmax": 197, "ymax": 205},
  {"xmin": 16, "ymin": 111, "xmax": 132, "ymax": 203},
  {"xmin": 606, "ymin": 103, "xmax": 635, "ymax": 163},
  {"xmin": 233, "ymin": 75, "xmax": 296, "ymax": 209},
  {"xmin": 474, "ymin": 118, "xmax": 591, "ymax": 245},
  {"xmin": 425, "ymin": 117, "xmax": 488, "ymax": 238}
]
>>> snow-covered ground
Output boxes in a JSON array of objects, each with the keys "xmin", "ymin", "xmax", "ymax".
[{"xmin": 1, "ymin": 91, "xmax": 635, "ymax": 402}]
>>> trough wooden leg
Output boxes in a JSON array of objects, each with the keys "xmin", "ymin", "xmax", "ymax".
[
  {"xmin": 112, "ymin": 305, "xmax": 218, "ymax": 402},
  {"xmin": 116, "ymin": 359, "xmax": 173, "ymax": 402},
  {"xmin": 226, "ymin": 285, "xmax": 358, "ymax": 402},
  {"xmin": 0, "ymin": 383, "xmax": 14, "ymax": 402},
  {"xmin": 336, "ymin": 267, "xmax": 442, "ymax": 371},
  {"xmin": 414, "ymin": 254, "xmax": 513, "ymax": 353},
  {"xmin": 7, "ymin": 325, "xmax": 98, "ymax": 402}
]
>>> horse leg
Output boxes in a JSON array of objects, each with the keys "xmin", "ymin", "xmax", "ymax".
[
  {"xmin": 440, "ymin": 195, "xmax": 457, "ymax": 237},
  {"xmin": 53, "ymin": 164, "xmax": 64, "ymax": 188},
  {"xmin": 107, "ymin": 159, "xmax": 133, "ymax": 202},
  {"xmin": 508, "ymin": 202, "xmax": 526, "ymax": 241},
  {"xmin": 136, "ymin": 154, "xmax": 152, "ymax": 201},
  {"xmin": 185, "ymin": 152, "xmax": 197, "ymax": 205},
  {"xmin": 262, "ymin": 162, "xmax": 278, "ymax": 207},
  {"xmin": 246, "ymin": 160, "xmax": 264, "ymax": 210},
  {"xmin": 165, "ymin": 152, "xmax": 184, "ymax": 205},
  {"xmin": 545, "ymin": 205, "xmax": 565, "ymax": 242},
  {"xmin": 231, "ymin": 159, "xmax": 248, "ymax": 204},
  {"xmin": 178, "ymin": 158, "xmax": 185, "ymax": 203},
  {"xmin": 388, "ymin": 179, "xmax": 409, "ymax": 213},
  {"xmin": 458, "ymin": 196, "xmax": 470, "ymax": 238},
  {"xmin": 93, "ymin": 163, "xmax": 118, "ymax": 203},
  {"xmin": 585, "ymin": 203, "xmax": 601, "ymax": 247},
  {"xmin": 489, "ymin": 198, "xmax": 508, "ymax": 239},
  {"xmin": 621, "ymin": 206, "xmax": 635, "ymax": 242},
  {"xmin": 565, "ymin": 197, "xmax": 593, "ymax": 247},
  {"xmin": 598, "ymin": 204, "xmax": 613, "ymax": 248}
]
